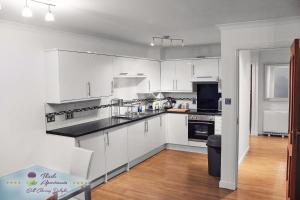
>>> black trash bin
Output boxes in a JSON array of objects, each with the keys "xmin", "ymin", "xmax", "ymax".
[{"xmin": 207, "ymin": 135, "xmax": 221, "ymax": 177}]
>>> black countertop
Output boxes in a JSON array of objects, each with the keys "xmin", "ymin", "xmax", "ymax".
[{"xmin": 47, "ymin": 110, "xmax": 221, "ymax": 138}]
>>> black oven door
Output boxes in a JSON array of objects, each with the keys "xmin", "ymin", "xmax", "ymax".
[{"xmin": 188, "ymin": 120, "xmax": 214, "ymax": 141}]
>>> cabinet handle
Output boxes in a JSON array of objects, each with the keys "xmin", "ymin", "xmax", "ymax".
[
  {"xmin": 173, "ymin": 80, "xmax": 174, "ymax": 90},
  {"xmin": 77, "ymin": 140, "xmax": 81, "ymax": 147},
  {"xmin": 160, "ymin": 116, "xmax": 162, "ymax": 127},
  {"xmin": 146, "ymin": 121, "xmax": 148, "ymax": 132},
  {"xmin": 120, "ymin": 72, "xmax": 128, "ymax": 76},
  {"xmin": 87, "ymin": 82, "xmax": 91, "ymax": 97},
  {"xmin": 106, "ymin": 132, "xmax": 109, "ymax": 146},
  {"xmin": 185, "ymin": 116, "xmax": 188, "ymax": 126},
  {"xmin": 196, "ymin": 76, "xmax": 213, "ymax": 79},
  {"xmin": 111, "ymin": 80, "xmax": 114, "ymax": 95},
  {"xmin": 176, "ymin": 80, "xmax": 178, "ymax": 90},
  {"xmin": 148, "ymin": 80, "xmax": 151, "ymax": 92},
  {"xmin": 144, "ymin": 121, "xmax": 147, "ymax": 133},
  {"xmin": 192, "ymin": 64, "xmax": 195, "ymax": 76},
  {"xmin": 137, "ymin": 73, "xmax": 144, "ymax": 76}
]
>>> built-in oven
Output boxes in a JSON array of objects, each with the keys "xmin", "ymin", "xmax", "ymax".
[{"xmin": 188, "ymin": 115, "xmax": 215, "ymax": 142}]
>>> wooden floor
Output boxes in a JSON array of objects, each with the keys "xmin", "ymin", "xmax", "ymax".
[{"xmin": 92, "ymin": 136, "xmax": 287, "ymax": 200}]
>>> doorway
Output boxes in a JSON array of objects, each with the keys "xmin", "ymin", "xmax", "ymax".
[{"xmin": 237, "ymin": 48, "xmax": 290, "ymax": 197}]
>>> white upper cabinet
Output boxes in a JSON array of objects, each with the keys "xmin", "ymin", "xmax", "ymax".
[
  {"xmin": 161, "ymin": 60, "xmax": 192, "ymax": 92},
  {"xmin": 166, "ymin": 114, "xmax": 188, "ymax": 145},
  {"xmin": 45, "ymin": 50, "xmax": 114, "ymax": 104},
  {"xmin": 91, "ymin": 55, "xmax": 114, "ymax": 97},
  {"xmin": 192, "ymin": 59, "xmax": 219, "ymax": 81},
  {"xmin": 137, "ymin": 60, "xmax": 161, "ymax": 93},
  {"xmin": 161, "ymin": 61, "xmax": 176, "ymax": 91},
  {"xmin": 175, "ymin": 60, "xmax": 193, "ymax": 91},
  {"xmin": 113, "ymin": 57, "xmax": 146, "ymax": 77}
]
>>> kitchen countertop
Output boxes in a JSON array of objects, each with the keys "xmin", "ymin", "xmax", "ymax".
[{"xmin": 46, "ymin": 110, "xmax": 222, "ymax": 138}]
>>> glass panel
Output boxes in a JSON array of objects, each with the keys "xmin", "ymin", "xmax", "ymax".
[{"xmin": 265, "ymin": 64, "xmax": 289, "ymax": 100}]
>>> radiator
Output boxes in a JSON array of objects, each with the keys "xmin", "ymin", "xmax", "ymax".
[{"xmin": 263, "ymin": 110, "xmax": 288, "ymax": 135}]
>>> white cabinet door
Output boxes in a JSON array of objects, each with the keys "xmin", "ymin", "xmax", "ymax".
[
  {"xmin": 161, "ymin": 61, "xmax": 176, "ymax": 91},
  {"xmin": 166, "ymin": 114, "xmax": 188, "ymax": 145},
  {"xmin": 192, "ymin": 59, "xmax": 219, "ymax": 80},
  {"xmin": 136, "ymin": 60, "xmax": 160, "ymax": 93},
  {"xmin": 58, "ymin": 51, "xmax": 92, "ymax": 101},
  {"xmin": 175, "ymin": 60, "xmax": 193, "ymax": 91},
  {"xmin": 105, "ymin": 127, "xmax": 128, "ymax": 172},
  {"xmin": 127, "ymin": 121, "xmax": 147, "ymax": 162},
  {"xmin": 147, "ymin": 116, "xmax": 165, "ymax": 150},
  {"xmin": 147, "ymin": 61, "xmax": 161, "ymax": 92},
  {"xmin": 90, "ymin": 55, "xmax": 113, "ymax": 97},
  {"xmin": 77, "ymin": 132, "xmax": 106, "ymax": 181},
  {"xmin": 113, "ymin": 57, "xmax": 143, "ymax": 77}
]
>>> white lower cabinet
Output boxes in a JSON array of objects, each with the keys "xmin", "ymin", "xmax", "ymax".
[
  {"xmin": 166, "ymin": 114, "xmax": 188, "ymax": 145},
  {"xmin": 147, "ymin": 115, "xmax": 166, "ymax": 150},
  {"xmin": 104, "ymin": 127, "xmax": 128, "ymax": 172},
  {"xmin": 77, "ymin": 132, "xmax": 106, "ymax": 181},
  {"xmin": 127, "ymin": 120, "xmax": 147, "ymax": 162}
]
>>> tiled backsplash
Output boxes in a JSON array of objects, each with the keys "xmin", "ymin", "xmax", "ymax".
[{"xmin": 45, "ymin": 78, "xmax": 197, "ymax": 130}]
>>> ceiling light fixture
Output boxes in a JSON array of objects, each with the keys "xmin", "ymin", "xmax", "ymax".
[
  {"xmin": 150, "ymin": 36, "xmax": 184, "ymax": 47},
  {"xmin": 0, "ymin": 2, "xmax": 2, "ymax": 11},
  {"xmin": 22, "ymin": 0, "xmax": 33, "ymax": 18},
  {"xmin": 22, "ymin": 0, "xmax": 56, "ymax": 21},
  {"xmin": 45, "ymin": 5, "xmax": 55, "ymax": 22}
]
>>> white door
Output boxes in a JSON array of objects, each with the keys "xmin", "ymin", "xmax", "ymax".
[
  {"xmin": 105, "ymin": 127, "xmax": 128, "ymax": 172},
  {"xmin": 175, "ymin": 60, "xmax": 193, "ymax": 91},
  {"xmin": 127, "ymin": 121, "xmax": 147, "ymax": 162},
  {"xmin": 193, "ymin": 59, "xmax": 219, "ymax": 79},
  {"xmin": 77, "ymin": 132, "xmax": 106, "ymax": 181},
  {"xmin": 90, "ymin": 55, "xmax": 113, "ymax": 97},
  {"xmin": 161, "ymin": 61, "xmax": 176, "ymax": 91},
  {"xmin": 167, "ymin": 114, "xmax": 188, "ymax": 145},
  {"xmin": 58, "ymin": 51, "xmax": 91, "ymax": 101}
]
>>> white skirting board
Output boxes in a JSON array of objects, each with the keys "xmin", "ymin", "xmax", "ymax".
[{"xmin": 263, "ymin": 110, "xmax": 288, "ymax": 134}]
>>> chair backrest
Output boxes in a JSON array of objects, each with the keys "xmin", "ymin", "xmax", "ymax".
[{"xmin": 70, "ymin": 147, "xmax": 94, "ymax": 179}]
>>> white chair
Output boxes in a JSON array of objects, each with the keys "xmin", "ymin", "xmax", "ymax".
[{"xmin": 69, "ymin": 147, "xmax": 94, "ymax": 200}]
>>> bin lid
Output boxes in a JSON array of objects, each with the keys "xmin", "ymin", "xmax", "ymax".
[{"xmin": 207, "ymin": 135, "xmax": 221, "ymax": 147}]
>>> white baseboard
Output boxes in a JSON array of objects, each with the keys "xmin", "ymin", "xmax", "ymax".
[
  {"xmin": 238, "ymin": 145, "xmax": 249, "ymax": 165},
  {"xmin": 219, "ymin": 180, "xmax": 236, "ymax": 190}
]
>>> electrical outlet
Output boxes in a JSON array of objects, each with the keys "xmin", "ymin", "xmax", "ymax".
[
  {"xmin": 46, "ymin": 115, "xmax": 55, "ymax": 123},
  {"xmin": 65, "ymin": 112, "xmax": 74, "ymax": 120}
]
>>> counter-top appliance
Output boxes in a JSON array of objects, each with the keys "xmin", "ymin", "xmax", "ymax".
[{"xmin": 188, "ymin": 114, "xmax": 215, "ymax": 142}]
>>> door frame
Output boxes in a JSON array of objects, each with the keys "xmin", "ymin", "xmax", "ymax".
[{"xmin": 234, "ymin": 46, "xmax": 289, "ymax": 187}]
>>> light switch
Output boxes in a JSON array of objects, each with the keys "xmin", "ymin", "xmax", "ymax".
[{"xmin": 225, "ymin": 98, "xmax": 231, "ymax": 105}]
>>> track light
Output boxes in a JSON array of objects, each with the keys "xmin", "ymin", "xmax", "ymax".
[
  {"xmin": 21, "ymin": 0, "xmax": 56, "ymax": 22},
  {"xmin": 150, "ymin": 38, "xmax": 155, "ymax": 47},
  {"xmin": 45, "ymin": 5, "xmax": 55, "ymax": 22},
  {"xmin": 0, "ymin": 2, "xmax": 2, "ymax": 11},
  {"xmin": 22, "ymin": 0, "xmax": 32, "ymax": 18}
]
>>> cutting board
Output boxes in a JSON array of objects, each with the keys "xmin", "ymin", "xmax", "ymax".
[{"xmin": 167, "ymin": 108, "xmax": 189, "ymax": 113}]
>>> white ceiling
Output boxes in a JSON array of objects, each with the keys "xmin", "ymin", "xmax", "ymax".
[{"xmin": 0, "ymin": 0, "xmax": 299, "ymax": 46}]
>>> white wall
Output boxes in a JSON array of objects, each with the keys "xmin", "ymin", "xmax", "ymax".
[
  {"xmin": 238, "ymin": 50, "xmax": 251, "ymax": 164},
  {"xmin": 219, "ymin": 16, "xmax": 300, "ymax": 190},
  {"xmin": 161, "ymin": 43, "xmax": 221, "ymax": 60},
  {"xmin": 0, "ymin": 20, "xmax": 157, "ymax": 176}
]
